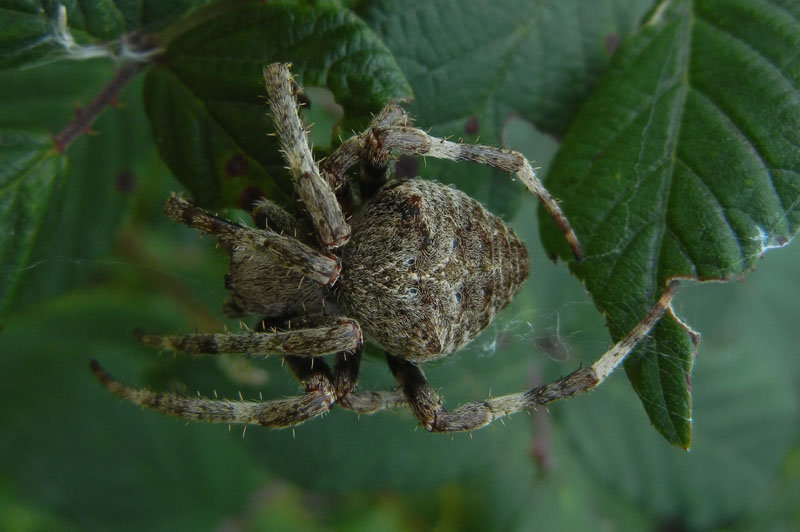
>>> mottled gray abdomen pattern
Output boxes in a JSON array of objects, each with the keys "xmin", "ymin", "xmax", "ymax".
[{"xmin": 339, "ymin": 179, "xmax": 530, "ymax": 361}]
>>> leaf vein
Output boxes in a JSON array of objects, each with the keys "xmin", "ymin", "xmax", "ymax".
[
  {"xmin": 688, "ymin": 83, "xmax": 790, "ymax": 231},
  {"xmin": 695, "ymin": 7, "xmax": 800, "ymax": 94},
  {"xmin": 675, "ymin": 154, "xmax": 749, "ymax": 267}
]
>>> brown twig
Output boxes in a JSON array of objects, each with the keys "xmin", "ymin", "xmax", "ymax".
[{"xmin": 53, "ymin": 60, "xmax": 148, "ymax": 153}]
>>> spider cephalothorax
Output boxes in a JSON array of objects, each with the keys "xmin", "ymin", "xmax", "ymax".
[{"xmin": 93, "ymin": 63, "xmax": 678, "ymax": 432}]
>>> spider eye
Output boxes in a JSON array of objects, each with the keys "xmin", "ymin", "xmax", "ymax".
[
  {"xmin": 406, "ymin": 287, "xmax": 419, "ymax": 296},
  {"xmin": 405, "ymin": 257, "xmax": 417, "ymax": 266},
  {"xmin": 455, "ymin": 291, "xmax": 462, "ymax": 303},
  {"xmin": 452, "ymin": 238, "xmax": 459, "ymax": 249}
]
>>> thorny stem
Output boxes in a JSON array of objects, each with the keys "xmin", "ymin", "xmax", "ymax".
[{"xmin": 53, "ymin": 60, "xmax": 148, "ymax": 153}]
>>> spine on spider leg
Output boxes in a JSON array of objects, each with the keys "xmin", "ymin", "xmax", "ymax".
[
  {"xmin": 375, "ymin": 126, "xmax": 583, "ymax": 260},
  {"xmin": 263, "ymin": 64, "xmax": 350, "ymax": 249}
]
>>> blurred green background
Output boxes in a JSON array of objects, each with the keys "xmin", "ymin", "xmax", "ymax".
[
  {"xmin": 1, "ymin": 59, "xmax": 799, "ymax": 531},
  {"xmin": 2, "ymin": 1, "xmax": 800, "ymax": 530}
]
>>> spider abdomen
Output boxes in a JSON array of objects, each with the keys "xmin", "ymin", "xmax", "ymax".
[{"xmin": 340, "ymin": 178, "xmax": 530, "ymax": 361}]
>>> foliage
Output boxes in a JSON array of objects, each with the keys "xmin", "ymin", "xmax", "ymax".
[
  {"xmin": 1, "ymin": 0, "xmax": 798, "ymax": 530},
  {"xmin": 539, "ymin": 0, "xmax": 800, "ymax": 448}
]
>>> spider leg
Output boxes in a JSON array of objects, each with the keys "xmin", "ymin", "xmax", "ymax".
[
  {"xmin": 332, "ymin": 349, "xmax": 361, "ymax": 399},
  {"xmin": 387, "ymin": 282, "xmax": 679, "ymax": 432},
  {"xmin": 373, "ymin": 126, "xmax": 583, "ymax": 261},
  {"xmin": 384, "ymin": 354, "xmax": 443, "ymax": 430},
  {"xmin": 282, "ymin": 354, "xmax": 335, "ymax": 399},
  {"xmin": 322, "ymin": 102, "xmax": 411, "ymax": 199},
  {"xmin": 164, "ymin": 195, "xmax": 339, "ymax": 286},
  {"xmin": 90, "ymin": 360, "xmax": 334, "ymax": 428},
  {"xmin": 135, "ymin": 318, "xmax": 362, "ymax": 358},
  {"xmin": 285, "ymin": 343, "xmax": 406, "ymax": 415},
  {"xmin": 282, "ymin": 352, "xmax": 406, "ymax": 417},
  {"xmin": 95, "ymin": 327, "xmax": 400, "ymax": 426},
  {"xmin": 249, "ymin": 196, "xmax": 305, "ymax": 237},
  {"xmin": 263, "ymin": 64, "xmax": 350, "ymax": 250},
  {"xmin": 341, "ymin": 389, "xmax": 407, "ymax": 414},
  {"xmin": 250, "ymin": 319, "xmax": 403, "ymax": 414}
]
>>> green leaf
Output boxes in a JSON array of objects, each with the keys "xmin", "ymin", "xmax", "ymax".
[
  {"xmin": 359, "ymin": 0, "xmax": 654, "ymax": 217},
  {"xmin": 539, "ymin": 0, "xmax": 800, "ymax": 447},
  {"xmin": 362, "ymin": 0, "xmax": 655, "ymax": 136},
  {"xmin": 0, "ymin": 56, "xmax": 117, "ymax": 130},
  {"xmin": 0, "ymin": 58, "xmax": 156, "ymax": 319},
  {"xmin": 0, "ymin": 0, "xmax": 124, "ymax": 68},
  {"xmin": 0, "ymin": 1, "xmax": 66, "ymax": 68},
  {"xmin": 0, "ymin": 129, "xmax": 64, "ymax": 320},
  {"xmin": 0, "ymin": 0, "xmax": 212, "ymax": 68},
  {"xmin": 74, "ymin": 0, "xmax": 214, "ymax": 33},
  {"xmin": 144, "ymin": 1, "xmax": 411, "ymax": 208},
  {"xmin": 45, "ymin": 0, "xmax": 127, "ymax": 40}
]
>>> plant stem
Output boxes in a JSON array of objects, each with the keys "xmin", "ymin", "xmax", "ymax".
[{"xmin": 53, "ymin": 60, "xmax": 147, "ymax": 153}]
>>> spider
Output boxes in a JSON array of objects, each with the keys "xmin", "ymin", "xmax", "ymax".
[{"xmin": 92, "ymin": 63, "xmax": 678, "ymax": 432}]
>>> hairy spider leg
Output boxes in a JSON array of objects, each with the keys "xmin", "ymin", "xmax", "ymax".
[
  {"xmin": 387, "ymin": 282, "xmax": 679, "ymax": 432},
  {"xmin": 250, "ymin": 196, "xmax": 305, "ymax": 237},
  {"xmin": 263, "ymin": 63, "xmax": 350, "ymax": 250},
  {"xmin": 332, "ymin": 348, "xmax": 360, "ymax": 398},
  {"xmin": 283, "ymin": 348, "xmax": 406, "ymax": 415},
  {"xmin": 373, "ymin": 126, "xmax": 584, "ymax": 261},
  {"xmin": 91, "ymin": 341, "xmax": 405, "ymax": 427},
  {"xmin": 165, "ymin": 195, "xmax": 339, "ymax": 286},
  {"xmin": 93, "ymin": 304, "xmax": 403, "ymax": 426},
  {"xmin": 91, "ymin": 360, "xmax": 335, "ymax": 428},
  {"xmin": 321, "ymin": 102, "xmax": 411, "ymax": 200},
  {"xmin": 254, "ymin": 318, "xmax": 361, "ymax": 402},
  {"xmin": 341, "ymin": 388, "xmax": 407, "ymax": 414},
  {"xmin": 283, "ymin": 335, "xmax": 406, "ymax": 414},
  {"xmin": 92, "ymin": 358, "xmax": 405, "ymax": 427},
  {"xmin": 134, "ymin": 318, "xmax": 362, "ymax": 357}
]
